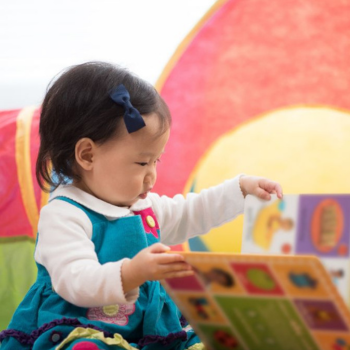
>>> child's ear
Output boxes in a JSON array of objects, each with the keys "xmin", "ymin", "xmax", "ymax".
[{"xmin": 75, "ymin": 138, "xmax": 95, "ymax": 170}]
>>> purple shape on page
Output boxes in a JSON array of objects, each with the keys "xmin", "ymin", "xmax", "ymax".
[
  {"xmin": 295, "ymin": 195, "xmax": 350, "ymax": 257},
  {"xmin": 165, "ymin": 275, "xmax": 204, "ymax": 291},
  {"xmin": 294, "ymin": 299, "xmax": 348, "ymax": 331}
]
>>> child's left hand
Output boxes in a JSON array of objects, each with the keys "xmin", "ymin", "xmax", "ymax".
[{"xmin": 240, "ymin": 175, "xmax": 283, "ymax": 200}]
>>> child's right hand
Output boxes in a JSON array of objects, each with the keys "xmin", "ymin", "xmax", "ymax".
[{"xmin": 121, "ymin": 243, "xmax": 193, "ymax": 293}]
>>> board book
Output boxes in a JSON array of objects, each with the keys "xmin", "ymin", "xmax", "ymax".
[
  {"xmin": 162, "ymin": 252, "xmax": 350, "ymax": 350},
  {"xmin": 242, "ymin": 194, "xmax": 350, "ymax": 305}
]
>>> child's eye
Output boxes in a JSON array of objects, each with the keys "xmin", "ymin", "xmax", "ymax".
[{"xmin": 136, "ymin": 159, "xmax": 161, "ymax": 166}]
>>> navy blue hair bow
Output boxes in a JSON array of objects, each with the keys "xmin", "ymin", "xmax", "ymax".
[{"xmin": 109, "ymin": 84, "xmax": 146, "ymax": 133}]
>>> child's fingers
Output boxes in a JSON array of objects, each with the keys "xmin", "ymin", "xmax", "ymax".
[
  {"xmin": 266, "ymin": 181, "xmax": 283, "ymax": 197},
  {"xmin": 148, "ymin": 243, "xmax": 171, "ymax": 254},
  {"xmin": 163, "ymin": 269, "xmax": 195, "ymax": 279},
  {"xmin": 259, "ymin": 180, "xmax": 283, "ymax": 199},
  {"xmin": 155, "ymin": 253, "xmax": 186, "ymax": 264},
  {"xmin": 260, "ymin": 179, "xmax": 276, "ymax": 191},
  {"xmin": 148, "ymin": 261, "xmax": 192, "ymax": 280},
  {"xmin": 255, "ymin": 187, "xmax": 271, "ymax": 200},
  {"xmin": 159, "ymin": 262, "xmax": 192, "ymax": 274},
  {"xmin": 274, "ymin": 183, "xmax": 283, "ymax": 198}
]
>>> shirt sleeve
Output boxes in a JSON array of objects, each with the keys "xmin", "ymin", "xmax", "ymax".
[
  {"xmin": 34, "ymin": 199, "xmax": 139, "ymax": 308},
  {"xmin": 149, "ymin": 175, "xmax": 245, "ymax": 246}
]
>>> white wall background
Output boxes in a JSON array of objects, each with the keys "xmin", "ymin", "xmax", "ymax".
[{"xmin": 0, "ymin": 0, "xmax": 216, "ymax": 109}]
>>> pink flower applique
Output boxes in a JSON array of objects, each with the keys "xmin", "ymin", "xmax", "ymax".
[
  {"xmin": 87, "ymin": 303, "xmax": 135, "ymax": 326},
  {"xmin": 72, "ymin": 342, "xmax": 101, "ymax": 350},
  {"xmin": 133, "ymin": 207, "xmax": 159, "ymax": 239}
]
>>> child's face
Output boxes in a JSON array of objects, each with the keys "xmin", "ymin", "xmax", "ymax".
[{"xmin": 78, "ymin": 114, "xmax": 170, "ymax": 207}]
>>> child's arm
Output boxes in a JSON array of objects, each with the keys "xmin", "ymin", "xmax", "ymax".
[
  {"xmin": 150, "ymin": 175, "xmax": 282, "ymax": 246},
  {"xmin": 36, "ymin": 200, "xmax": 139, "ymax": 307}
]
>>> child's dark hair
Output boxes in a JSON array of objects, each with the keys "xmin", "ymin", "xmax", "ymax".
[{"xmin": 36, "ymin": 61, "xmax": 171, "ymax": 192}]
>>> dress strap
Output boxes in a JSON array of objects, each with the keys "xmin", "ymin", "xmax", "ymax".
[{"xmin": 53, "ymin": 196, "xmax": 107, "ymax": 225}]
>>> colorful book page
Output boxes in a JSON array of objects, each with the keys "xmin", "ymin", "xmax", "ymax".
[
  {"xmin": 162, "ymin": 252, "xmax": 350, "ymax": 350},
  {"xmin": 242, "ymin": 194, "xmax": 350, "ymax": 305}
]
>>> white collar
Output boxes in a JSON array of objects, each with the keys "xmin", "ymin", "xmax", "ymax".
[{"xmin": 50, "ymin": 185, "xmax": 152, "ymax": 219}]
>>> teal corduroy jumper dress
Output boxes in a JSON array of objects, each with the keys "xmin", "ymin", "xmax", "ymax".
[{"xmin": 0, "ymin": 197, "xmax": 201, "ymax": 350}]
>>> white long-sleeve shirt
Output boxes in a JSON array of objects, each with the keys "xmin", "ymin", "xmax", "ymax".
[{"xmin": 34, "ymin": 176, "xmax": 245, "ymax": 308}]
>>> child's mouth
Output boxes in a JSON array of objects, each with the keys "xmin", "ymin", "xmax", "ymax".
[{"xmin": 139, "ymin": 192, "xmax": 148, "ymax": 199}]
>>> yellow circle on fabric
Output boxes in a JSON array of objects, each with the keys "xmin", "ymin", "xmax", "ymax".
[
  {"xmin": 184, "ymin": 106, "xmax": 350, "ymax": 253},
  {"xmin": 146, "ymin": 215, "xmax": 156, "ymax": 228},
  {"xmin": 103, "ymin": 304, "xmax": 119, "ymax": 316}
]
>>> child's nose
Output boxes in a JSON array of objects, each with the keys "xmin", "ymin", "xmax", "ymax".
[{"xmin": 145, "ymin": 166, "xmax": 156, "ymax": 185}]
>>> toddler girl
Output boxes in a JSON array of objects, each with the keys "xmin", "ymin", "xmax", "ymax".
[{"xmin": 0, "ymin": 61, "xmax": 282, "ymax": 350}]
